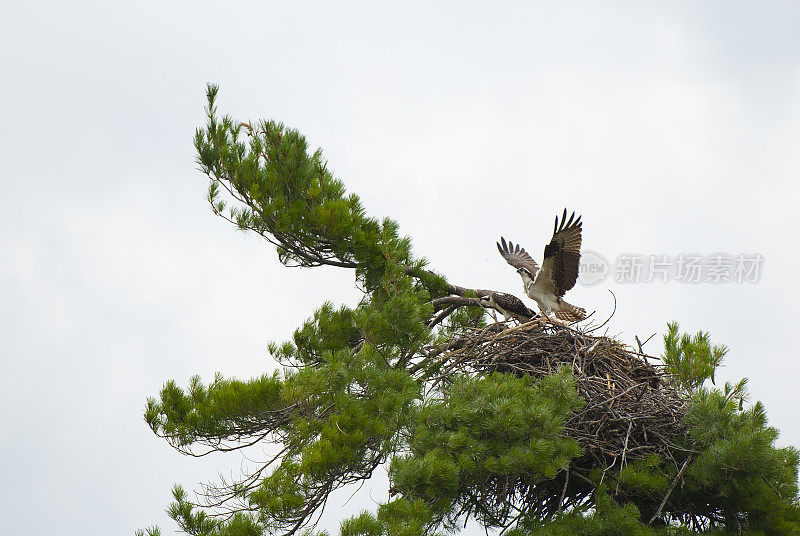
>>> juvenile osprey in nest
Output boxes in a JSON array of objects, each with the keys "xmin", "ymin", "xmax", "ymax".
[
  {"xmin": 479, "ymin": 292, "xmax": 538, "ymax": 323},
  {"xmin": 497, "ymin": 209, "xmax": 587, "ymax": 322}
]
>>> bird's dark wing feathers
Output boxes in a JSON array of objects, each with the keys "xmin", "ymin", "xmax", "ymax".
[
  {"xmin": 493, "ymin": 292, "xmax": 536, "ymax": 318},
  {"xmin": 542, "ymin": 208, "xmax": 582, "ymax": 296},
  {"xmin": 496, "ymin": 237, "xmax": 539, "ymax": 277}
]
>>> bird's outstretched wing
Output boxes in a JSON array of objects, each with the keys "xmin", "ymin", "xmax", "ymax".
[
  {"xmin": 537, "ymin": 209, "xmax": 582, "ymax": 296},
  {"xmin": 497, "ymin": 237, "xmax": 539, "ymax": 277}
]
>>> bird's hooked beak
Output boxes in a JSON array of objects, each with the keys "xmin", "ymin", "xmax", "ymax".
[{"xmin": 517, "ymin": 268, "xmax": 534, "ymax": 293}]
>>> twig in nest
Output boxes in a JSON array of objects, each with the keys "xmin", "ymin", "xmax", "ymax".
[
  {"xmin": 649, "ymin": 456, "xmax": 692, "ymax": 524},
  {"xmin": 586, "ymin": 289, "xmax": 616, "ymax": 333},
  {"xmin": 635, "ymin": 333, "xmax": 656, "ymax": 356},
  {"xmin": 558, "ymin": 468, "xmax": 570, "ymax": 512},
  {"xmin": 600, "ymin": 457, "xmax": 618, "ymax": 486},
  {"xmin": 616, "ymin": 420, "xmax": 633, "ymax": 494}
]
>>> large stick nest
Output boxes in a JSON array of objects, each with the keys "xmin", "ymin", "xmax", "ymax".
[{"xmin": 437, "ymin": 319, "xmax": 693, "ymax": 518}]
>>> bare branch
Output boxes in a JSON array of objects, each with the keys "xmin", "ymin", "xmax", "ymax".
[{"xmin": 649, "ymin": 456, "xmax": 692, "ymax": 524}]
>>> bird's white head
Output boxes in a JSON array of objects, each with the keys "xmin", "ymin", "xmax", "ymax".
[
  {"xmin": 478, "ymin": 295, "xmax": 494, "ymax": 307},
  {"xmin": 517, "ymin": 268, "xmax": 534, "ymax": 291}
]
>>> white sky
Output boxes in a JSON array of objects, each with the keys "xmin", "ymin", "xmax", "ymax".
[{"xmin": 1, "ymin": 2, "xmax": 799, "ymax": 534}]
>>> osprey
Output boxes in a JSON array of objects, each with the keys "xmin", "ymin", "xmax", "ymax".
[
  {"xmin": 497, "ymin": 209, "xmax": 587, "ymax": 322},
  {"xmin": 479, "ymin": 292, "xmax": 538, "ymax": 323}
]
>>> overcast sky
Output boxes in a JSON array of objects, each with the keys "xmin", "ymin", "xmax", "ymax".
[{"xmin": 2, "ymin": 2, "xmax": 799, "ymax": 535}]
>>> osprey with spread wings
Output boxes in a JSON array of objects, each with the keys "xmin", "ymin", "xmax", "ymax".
[{"xmin": 497, "ymin": 209, "xmax": 586, "ymax": 322}]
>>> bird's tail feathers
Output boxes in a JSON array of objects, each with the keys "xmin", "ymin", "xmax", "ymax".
[{"xmin": 554, "ymin": 302, "xmax": 586, "ymax": 322}]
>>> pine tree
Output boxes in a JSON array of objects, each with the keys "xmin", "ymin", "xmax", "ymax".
[{"xmin": 138, "ymin": 85, "xmax": 800, "ymax": 536}]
